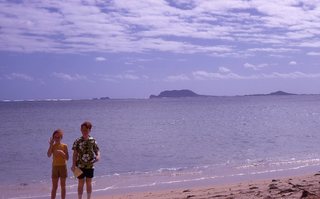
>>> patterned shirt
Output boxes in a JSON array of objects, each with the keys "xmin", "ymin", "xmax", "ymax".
[{"xmin": 72, "ymin": 136, "xmax": 100, "ymax": 169}]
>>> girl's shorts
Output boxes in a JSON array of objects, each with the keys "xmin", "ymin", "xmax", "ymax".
[{"xmin": 52, "ymin": 165, "xmax": 68, "ymax": 178}]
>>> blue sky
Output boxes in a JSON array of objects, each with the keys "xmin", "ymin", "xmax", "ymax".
[{"xmin": 1, "ymin": 0, "xmax": 320, "ymax": 100}]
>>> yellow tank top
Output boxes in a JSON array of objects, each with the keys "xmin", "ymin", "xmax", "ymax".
[{"xmin": 52, "ymin": 143, "xmax": 67, "ymax": 166}]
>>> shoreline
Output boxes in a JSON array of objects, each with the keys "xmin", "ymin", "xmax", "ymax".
[
  {"xmin": 96, "ymin": 172, "xmax": 320, "ymax": 199},
  {"xmin": 3, "ymin": 164, "xmax": 320, "ymax": 199}
]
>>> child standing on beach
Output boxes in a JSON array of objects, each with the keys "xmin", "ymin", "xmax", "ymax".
[
  {"xmin": 47, "ymin": 129, "xmax": 69, "ymax": 199},
  {"xmin": 71, "ymin": 121, "xmax": 100, "ymax": 199}
]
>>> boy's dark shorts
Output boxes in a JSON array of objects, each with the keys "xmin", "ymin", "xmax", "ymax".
[{"xmin": 77, "ymin": 168, "xmax": 94, "ymax": 179}]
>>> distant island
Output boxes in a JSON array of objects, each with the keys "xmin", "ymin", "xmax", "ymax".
[
  {"xmin": 92, "ymin": 96, "xmax": 110, "ymax": 100},
  {"xmin": 149, "ymin": 89, "xmax": 205, "ymax": 98},
  {"xmin": 246, "ymin": 91, "xmax": 296, "ymax": 96},
  {"xmin": 149, "ymin": 89, "xmax": 296, "ymax": 99}
]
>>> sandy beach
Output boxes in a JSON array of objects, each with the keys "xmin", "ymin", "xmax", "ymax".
[{"xmin": 97, "ymin": 172, "xmax": 320, "ymax": 199}]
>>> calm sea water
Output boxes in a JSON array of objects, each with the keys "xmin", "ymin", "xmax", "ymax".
[{"xmin": 1, "ymin": 95, "xmax": 320, "ymax": 198}]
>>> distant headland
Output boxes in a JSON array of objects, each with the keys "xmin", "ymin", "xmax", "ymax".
[
  {"xmin": 149, "ymin": 89, "xmax": 296, "ymax": 99},
  {"xmin": 149, "ymin": 89, "xmax": 205, "ymax": 98},
  {"xmin": 245, "ymin": 90, "xmax": 296, "ymax": 96}
]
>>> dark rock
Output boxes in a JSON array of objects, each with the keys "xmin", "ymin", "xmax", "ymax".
[
  {"xmin": 269, "ymin": 184, "xmax": 278, "ymax": 190},
  {"xmin": 301, "ymin": 190, "xmax": 310, "ymax": 198},
  {"xmin": 278, "ymin": 188, "xmax": 294, "ymax": 194},
  {"xmin": 99, "ymin": 97, "xmax": 110, "ymax": 100},
  {"xmin": 249, "ymin": 186, "xmax": 259, "ymax": 190}
]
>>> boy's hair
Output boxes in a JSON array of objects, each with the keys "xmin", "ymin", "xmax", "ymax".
[
  {"xmin": 81, "ymin": 121, "xmax": 92, "ymax": 130},
  {"xmin": 52, "ymin": 129, "xmax": 63, "ymax": 139}
]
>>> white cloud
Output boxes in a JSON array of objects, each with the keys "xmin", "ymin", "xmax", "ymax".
[
  {"xmin": 98, "ymin": 72, "xmax": 148, "ymax": 81},
  {"xmin": 244, "ymin": 63, "xmax": 268, "ymax": 70},
  {"xmin": 165, "ymin": 74, "xmax": 190, "ymax": 81},
  {"xmin": 95, "ymin": 57, "xmax": 106, "ymax": 62},
  {"xmin": 192, "ymin": 70, "xmax": 250, "ymax": 80},
  {"xmin": 52, "ymin": 72, "xmax": 88, "ymax": 81},
  {"xmin": 191, "ymin": 70, "xmax": 320, "ymax": 80},
  {"xmin": 1, "ymin": 0, "xmax": 319, "ymax": 56},
  {"xmin": 289, "ymin": 61, "xmax": 297, "ymax": 65},
  {"xmin": 5, "ymin": 73, "xmax": 34, "ymax": 81},
  {"xmin": 116, "ymin": 74, "xmax": 140, "ymax": 80},
  {"xmin": 298, "ymin": 40, "xmax": 320, "ymax": 48},
  {"xmin": 307, "ymin": 51, "xmax": 320, "ymax": 56},
  {"xmin": 248, "ymin": 48, "xmax": 298, "ymax": 53},
  {"xmin": 262, "ymin": 72, "xmax": 320, "ymax": 79},
  {"xmin": 96, "ymin": 74, "xmax": 116, "ymax": 82},
  {"xmin": 218, "ymin": 67, "xmax": 231, "ymax": 73}
]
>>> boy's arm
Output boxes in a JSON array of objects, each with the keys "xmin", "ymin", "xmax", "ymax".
[
  {"xmin": 95, "ymin": 151, "xmax": 101, "ymax": 162},
  {"xmin": 93, "ymin": 140, "xmax": 100, "ymax": 163},
  {"xmin": 71, "ymin": 150, "xmax": 78, "ymax": 171}
]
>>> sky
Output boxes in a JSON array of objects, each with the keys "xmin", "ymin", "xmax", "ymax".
[{"xmin": 1, "ymin": 0, "xmax": 320, "ymax": 100}]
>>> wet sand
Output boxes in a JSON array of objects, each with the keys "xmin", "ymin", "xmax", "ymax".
[{"xmin": 97, "ymin": 172, "xmax": 320, "ymax": 199}]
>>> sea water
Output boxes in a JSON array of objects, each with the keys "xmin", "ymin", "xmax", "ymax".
[{"xmin": 1, "ymin": 95, "xmax": 320, "ymax": 198}]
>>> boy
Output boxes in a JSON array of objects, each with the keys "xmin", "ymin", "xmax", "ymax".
[
  {"xmin": 71, "ymin": 121, "xmax": 100, "ymax": 199},
  {"xmin": 47, "ymin": 129, "xmax": 69, "ymax": 199}
]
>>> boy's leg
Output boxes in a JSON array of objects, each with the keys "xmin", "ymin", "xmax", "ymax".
[
  {"xmin": 60, "ymin": 178, "xmax": 66, "ymax": 199},
  {"xmin": 78, "ymin": 179, "xmax": 85, "ymax": 199},
  {"xmin": 86, "ymin": 178, "xmax": 92, "ymax": 199},
  {"xmin": 51, "ymin": 178, "xmax": 58, "ymax": 199}
]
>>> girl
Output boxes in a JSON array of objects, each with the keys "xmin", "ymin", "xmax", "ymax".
[{"xmin": 47, "ymin": 129, "xmax": 69, "ymax": 199}]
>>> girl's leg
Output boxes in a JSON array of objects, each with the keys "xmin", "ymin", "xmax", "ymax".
[
  {"xmin": 60, "ymin": 177, "xmax": 66, "ymax": 199},
  {"xmin": 51, "ymin": 178, "xmax": 59, "ymax": 199},
  {"xmin": 78, "ymin": 179, "xmax": 85, "ymax": 199},
  {"xmin": 85, "ymin": 178, "xmax": 92, "ymax": 199}
]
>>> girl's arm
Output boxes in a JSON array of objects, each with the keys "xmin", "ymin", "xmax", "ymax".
[
  {"xmin": 47, "ymin": 137, "xmax": 54, "ymax": 157},
  {"xmin": 64, "ymin": 145, "xmax": 69, "ymax": 161},
  {"xmin": 55, "ymin": 147, "xmax": 68, "ymax": 160}
]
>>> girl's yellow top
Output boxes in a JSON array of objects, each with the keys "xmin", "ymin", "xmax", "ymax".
[{"xmin": 52, "ymin": 143, "xmax": 68, "ymax": 166}]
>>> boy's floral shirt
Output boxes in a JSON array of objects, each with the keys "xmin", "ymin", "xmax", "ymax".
[{"xmin": 72, "ymin": 136, "xmax": 100, "ymax": 169}]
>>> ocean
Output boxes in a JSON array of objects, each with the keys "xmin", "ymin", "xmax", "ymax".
[{"xmin": 1, "ymin": 95, "xmax": 320, "ymax": 198}]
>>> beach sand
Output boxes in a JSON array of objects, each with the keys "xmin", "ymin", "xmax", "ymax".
[{"xmin": 96, "ymin": 172, "xmax": 320, "ymax": 199}]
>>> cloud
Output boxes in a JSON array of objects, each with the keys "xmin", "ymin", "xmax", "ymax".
[
  {"xmin": 244, "ymin": 63, "xmax": 268, "ymax": 70},
  {"xmin": 289, "ymin": 61, "xmax": 297, "ymax": 65},
  {"xmin": 97, "ymin": 72, "xmax": 148, "ymax": 81},
  {"xmin": 1, "ymin": 0, "xmax": 319, "ymax": 56},
  {"xmin": 52, "ymin": 72, "xmax": 88, "ymax": 81},
  {"xmin": 307, "ymin": 51, "xmax": 320, "ymax": 56},
  {"xmin": 248, "ymin": 48, "xmax": 298, "ymax": 53},
  {"xmin": 95, "ymin": 57, "xmax": 106, "ymax": 62},
  {"xmin": 192, "ymin": 70, "xmax": 250, "ymax": 80},
  {"xmin": 5, "ymin": 73, "xmax": 34, "ymax": 81},
  {"xmin": 116, "ymin": 74, "xmax": 140, "ymax": 80},
  {"xmin": 218, "ymin": 67, "xmax": 231, "ymax": 73},
  {"xmin": 262, "ymin": 72, "xmax": 320, "ymax": 79},
  {"xmin": 191, "ymin": 70, "xmax": 320, "ymax": 80},
  {"xmin": 165, "ymin": 74, "xmax": 190, "ymax": 81}
]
